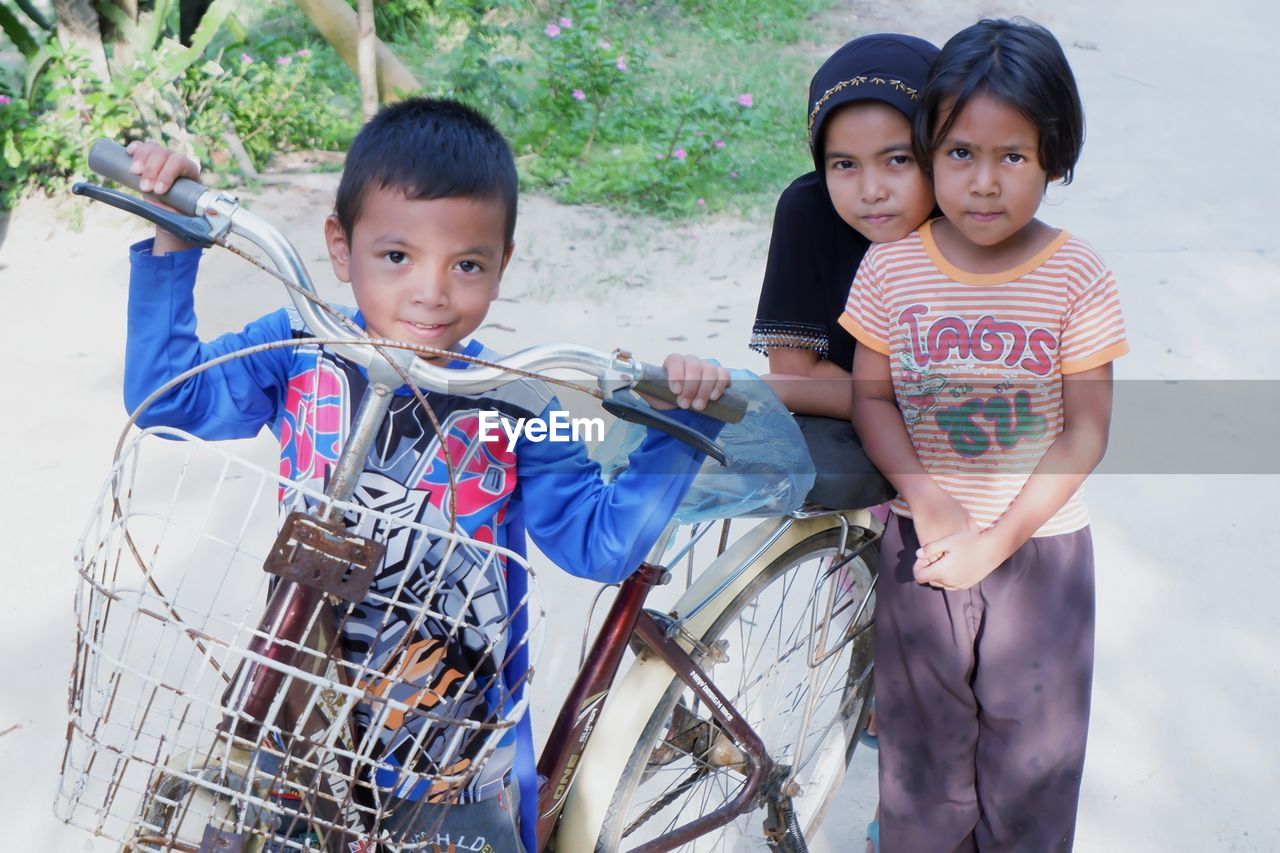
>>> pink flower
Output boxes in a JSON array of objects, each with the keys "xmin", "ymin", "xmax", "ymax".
[
  {"xmin": 0, "ymin": 95, "xmax": 11, "ymax": 106},
  {"xmin": 559, "ymin": 16, "xmax": 573, "ymax": 27},
  {"xmin": 295, "ymin": 48, "xmax": 312, "ymax": 58},
  {"xmin": 239, "ymin": 52, "xmax": 254, "ymax": 64},
  {"xmin": 672, "ymin": 148, "xmax": 687, "ymax": 162},
  {"xmin": 737, "ymin": 93, "xmax": 753, "ymax": 108},
  {"xmin": 697, "ymin": 198, "xmax": 706, "ymax": 206},
  {"xmin": 730, "ymin": 170, "xmax": 739, "ymax": 178},
  {"xmin": 276, "ymin": 55, "xmax": 292, "ymax": 66},
  {"xmin": 714, "ymin": 139, "xmax": 726, "ymax": 149},
  {"xmin": 545, "ymin": 23, "xmax": 561, "ymax": 37},
  {"xmin": 572, "ymin": 88, "xmax": 586, "ymax": 101},
  {"xmin": 616, "ymin": 56, "xmax": 628, "ymax": 71}
]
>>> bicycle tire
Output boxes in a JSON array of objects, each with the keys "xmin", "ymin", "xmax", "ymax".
[{"xmin": 594, "ymin": 524, "xmax": 878, "ymax": 852}]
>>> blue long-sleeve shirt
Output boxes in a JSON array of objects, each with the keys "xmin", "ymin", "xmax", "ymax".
[{"xmin": 126, "ymin": 239, "xmax": 721, "ymax": 820}]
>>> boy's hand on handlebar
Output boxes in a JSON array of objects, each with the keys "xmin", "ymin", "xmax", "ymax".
[
  {"xmin": 642, "ymin": 354, "xmax": 731, "ymax": 413},
  {"xmin": 127, "ymin": 141, "xmax": 201, "ymax": 199},
  {"xmin": 126, "ymin": 141, "xmax": 202, "ymax": 255}
]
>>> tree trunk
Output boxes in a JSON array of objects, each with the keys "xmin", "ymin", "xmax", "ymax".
[
  {"xmin": 356, "ymin": 0, "xmax": 378, "ymax": 119},
  {"xmin": 292, "ymin": 0, "xmax": 420, "ymax": 102},
  {"xmin": 52, "ymin": 0, "xmax": 110, "ymax": 82}
]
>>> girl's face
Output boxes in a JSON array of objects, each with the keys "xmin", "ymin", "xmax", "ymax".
[
  {"xmin": 822, "ymin": 102, "xmax": 935, "ymax": 244},
  {"xmin": 931, "ymin": 92, "xmax": 1050, "ymax": 251}
]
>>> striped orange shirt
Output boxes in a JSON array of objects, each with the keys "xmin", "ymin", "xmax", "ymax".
[{"xmin": 840, "ymin": 220, "xmax": 1128, "ymax": 537}]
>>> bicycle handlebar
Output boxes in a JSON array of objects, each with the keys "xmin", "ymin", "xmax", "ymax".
[
  {"xmin": 85, "ymin": 139, "xmax": 746, "ymax": 424},
  {"xmin": 88, "ymin": 138, "xmax": 209, "ymax": 216}
]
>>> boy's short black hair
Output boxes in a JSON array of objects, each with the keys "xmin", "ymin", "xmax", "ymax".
[
  {"xmin": 914, "ymin": 18, "xmax": 1085, "ymax": 184},
  {"xmin": 335, "ymin": 97, "xmax": 518, "ymax": 244}
]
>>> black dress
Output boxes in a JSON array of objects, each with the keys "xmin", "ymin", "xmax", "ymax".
[{"xmin": 749, "ymin": 171, "xmax": 870, "ymax": 373}]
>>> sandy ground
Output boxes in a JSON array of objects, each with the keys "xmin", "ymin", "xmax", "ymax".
[{"xmin": 3, "ymin": 0, "xmax": 1279, "ymax": 849}]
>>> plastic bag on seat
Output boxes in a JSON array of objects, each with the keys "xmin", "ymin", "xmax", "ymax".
[{"xmin": 595, "ymin": 370, "xmax": 815, "ymax": 523}]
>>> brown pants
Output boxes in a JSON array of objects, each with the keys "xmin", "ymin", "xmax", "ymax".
[{"xmin": 875, "ymin": 514, "xmax": 1095, "ymax": 852}]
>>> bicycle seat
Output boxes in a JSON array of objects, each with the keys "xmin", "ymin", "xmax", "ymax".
[{"xmin": 795, "ymin": 415, "xmax": 896, "ymax": 510}]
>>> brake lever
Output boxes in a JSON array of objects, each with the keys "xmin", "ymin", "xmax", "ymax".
[
  {"xmin": 602, "ymin": 389, "xmax": 730, "ymax": 466},
  {"xmin": 72, "ymin": 181, "xmax": 216, "ymax": 248}
]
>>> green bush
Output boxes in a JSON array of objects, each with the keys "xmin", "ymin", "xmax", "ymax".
[
  {"xmin": 184, "ymin": 44, "xmax": 358, "ymax": 170},
  {"xmin": 0, "ymin": 31, "xmax": 356, "ymax": 209},
  {"xmin": 1, "ymin": 41, "xmax": 139, "ymax": 208},
  {"xmin": 489, "ymin": 0, "xmax": 819, "ymax": 215}
]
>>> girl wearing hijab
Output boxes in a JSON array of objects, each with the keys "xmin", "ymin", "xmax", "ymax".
[
  {"xmin": 751, "ymin": 33, "xmax": 939, "ymax": 417},
  {"xmin": 749, "ymin": 34, "xmax": 940, "ymax": 852}
]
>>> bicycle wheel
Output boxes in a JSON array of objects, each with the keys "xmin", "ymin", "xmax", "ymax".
[{"xmin": 595, "ymin": 525, "xmax": 878, "ymax": 852}]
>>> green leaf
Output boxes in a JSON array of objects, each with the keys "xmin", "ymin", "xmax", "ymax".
[
  {"xmin": 3, "ymin": 131, "xmax": 20, "ymax": 169},
  {"xmin": 224, "ymin": 13, "xmax": 247, "ymax": 43},
  {"xmin": 152, "ymin": 0, "xmax": 237, "ymax": 85},
  {"xmin": 14, "ymin": 0, "xmax": 53, "ymax": 32},
  {"xmin": 0, "ymin": 2, "xmax": 41, "ymax": 59},
  {"xmin": 147, "ymin": 0, "xmax": 175, "ymax": 48},
  {"xmin": 92, "ymin": 0, "xmax": 135, "ymax": 36}
]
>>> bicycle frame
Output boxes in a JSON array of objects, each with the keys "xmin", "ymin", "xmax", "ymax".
[{"xmin": 534, "ymin": 562, "xmax": 777, "ymax": 853}]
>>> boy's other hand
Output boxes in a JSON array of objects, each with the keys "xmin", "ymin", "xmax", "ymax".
[
  {"xmin": 126, "ymin": 141, "xmax": 202, "ymax": 255},
  {"xmin": 642, "ymin": 354, "xmax": 730, "ymax": 413}
]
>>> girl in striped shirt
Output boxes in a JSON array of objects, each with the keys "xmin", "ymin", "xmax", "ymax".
[{"xmin": 842, "ymin": 19, "xmax": 1127, "ymax": 851}]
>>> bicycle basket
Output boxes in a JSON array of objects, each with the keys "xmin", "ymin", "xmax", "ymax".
[{"xmin": 55, "ymin": 427, "xmax": 544, "ymax": 851}]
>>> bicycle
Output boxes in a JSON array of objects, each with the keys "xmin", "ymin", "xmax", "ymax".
[{"xmin": 56, "ymin": 140, "xmax": 883, "ymax": 852}]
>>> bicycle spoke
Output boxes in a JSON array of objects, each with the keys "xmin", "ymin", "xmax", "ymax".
[{"xmin": 622, "ymin": 765, "xmax": 712, "ymax": 839}]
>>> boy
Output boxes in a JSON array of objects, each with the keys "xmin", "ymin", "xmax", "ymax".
[{"xmin": 124, "ymin": 97, "xmax": 729, "ymax": 852}]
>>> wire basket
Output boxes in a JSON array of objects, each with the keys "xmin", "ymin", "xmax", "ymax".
[{"xmin": 56, "ymin": 427, "xmax": 545, "ymax": 851}]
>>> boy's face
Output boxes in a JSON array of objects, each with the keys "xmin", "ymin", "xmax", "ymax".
[
  {"xmin": 823, "ymin": 101, "xmax": 935, "ymax": 243},
  {"xmin": 325, "ymin": 187, "xmax": 513, "ymax": 364}
]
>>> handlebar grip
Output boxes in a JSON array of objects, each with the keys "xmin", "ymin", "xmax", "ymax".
[
  {"xmin": 88, "ymin": 138, "xmax": 208, "ymax": 217},
  {"xmin": 634, "ymin": 363, "xmax": 747, "ymax": 424}
]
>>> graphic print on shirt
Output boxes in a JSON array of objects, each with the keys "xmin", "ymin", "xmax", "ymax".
[
  {"xmin": 895, "ymin": 304, "xmax": 1054, "ymax": 459},
  {"xmin": 896, "ymin": 349, "xmax": 950, "ymax": 427},
  {"xmin": 278, "ymin": 352, "xmax": 349, "ymax": 495},
  {"xmin": 896, "ymin": 303, "xmax": 1058, "ymax": 377},
  {"xmin": 276, "ymin": 349, "xmax": 529, "ymax": 802}
]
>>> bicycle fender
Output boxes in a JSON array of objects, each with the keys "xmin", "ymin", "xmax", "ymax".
[{"xmin": 554, "ymin": 510, "xmax": 873, "ymax": 851}]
